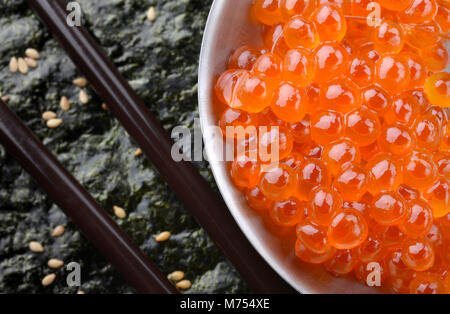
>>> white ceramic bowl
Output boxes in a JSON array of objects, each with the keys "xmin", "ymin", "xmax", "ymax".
[{"xmin": 198, "ymin": 0, "xmax": 377, "ymax": 294}]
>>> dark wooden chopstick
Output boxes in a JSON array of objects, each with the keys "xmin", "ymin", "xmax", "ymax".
[
  {"xmin": 0, "ymin": 98, "xmax": 177, "ymax": 294},
  {"xmin": 26, "ymin": 0, "xmax": 296, "ymax": 293}
]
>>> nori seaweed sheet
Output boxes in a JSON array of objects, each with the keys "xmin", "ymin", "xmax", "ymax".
[{"xmin": 0, "ymin": 0, "xmax": 248, "ymax": 294}]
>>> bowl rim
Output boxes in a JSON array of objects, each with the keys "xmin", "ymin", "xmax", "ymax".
[{"xmin": 198, "ymin": 0, "xmax": 309, "ymax": 294}]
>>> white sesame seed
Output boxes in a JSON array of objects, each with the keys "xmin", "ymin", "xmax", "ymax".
[
  {"xmin": 79, "ymin": 90, "xmax": 89, "ymax": 104},
  {"xmin": 73, "ymin": 77, "xmax": 88, "ymax": 87},
  {"xmin": 48, "ymin": 258, "xmax": 64, "ymax": 269},
  {"xmin": 167, "ymin": 270, "xmax": 184, "ymax": 281},
  {"xmin": 135, "ymin": 148, "xmax": 143, "ymax": 157},
  {"xmin": 47, "ymin": 118, "xmax": 63, "ymax": 129},
  {"xmin": 147, "ymin": 6, "xmax": 156, "ymax": 22},
  {"xmin": 41, "ymin": 273, "xmax": 56, "ymax": 286},
  {"xmin": 113, "ymin": 205, "xmax": 126, "ymax": 219},
  {"xmin": 42, "ymin": 111, "xmax": 57, "ymax": 121},
  {"xmin": 77, "ymin": 290, "xmax": 85, "ymax": 294},
  {"xmin": 51, "ymin": 225, "xmax": 65, "ymax": 237},
  {"xmin": 9, "ymin": 57, "xmax": 18, "ymax": 73},
  {"xmin": 60, "ymin": 96, "xmax": 70, "ymax": 111},
  {"xmin": 17, "ymin": 58, "xmax": 28, "ymax": 74},
  {"xmin": 25, "ymin": 48, "xmax": 40, "ymax": 60},
  {"xmin": 176, "ymin": 280, "xmax": 191, "ymax": 290},
  {"xmin": 1, "ymin": 96, "xmax": 9, "ymax": 103},
  {"xmin": 29, "ymin": 241, "xmax": 44, "ymax": 253},
  {"xmin": 24, "ymin": 57, "xmax": 37, "ymax": 68},
  {"xmin": 155, "ymin": 231, "xmax": 171, "ymax": 242},
  {"xmin": 101, "ymin": 103, "xmax": 109, "ymax": 111}
]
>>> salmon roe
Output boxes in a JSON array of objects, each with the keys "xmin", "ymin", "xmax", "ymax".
[{"xmin": 216, "ymin": 0, "xmax": 450, "ymax": 293}]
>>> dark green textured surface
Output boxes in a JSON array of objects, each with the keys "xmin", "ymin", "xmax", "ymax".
[{"xmin": 0, "ymin": 0, "xmax": 248, "ymax": 294}]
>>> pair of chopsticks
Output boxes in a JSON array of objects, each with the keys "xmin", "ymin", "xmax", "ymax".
[
  {"xmin": 3, "ymin": 0, "xmax": 296, "ymax": 293},
  {"xmin": 0, "ymin": 98, "xmax": 177, "ymax": 294}
]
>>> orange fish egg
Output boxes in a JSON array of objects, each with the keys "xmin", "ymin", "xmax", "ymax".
[
  {"xmin": 320, "ymin": 78, "xmax": 362, "ymax": 113},
  {"xmin": 219, "ymin": 108, "xmax": 259, "ymax": 139},
  {"xmin": 310, "ymin": 4, "xmax": 347, "ymax": 42},
  {"xmin": 345, "ymin": 107, "xmax": 381, "ymax": 146},
  {"xmin": 258, "ymin": 125, "xmax": 294, "ymax": 162},
  {"xmin": 401, "ymin": 237, "xmax": 435, "ymax": 271},
  {"xmin": 253, "ymin": 53, "xmax": 283, "ymax": 79},
  {"xmin": 231, "ymin": 154, "xmax": 261, "ymax": 189},
  {"xmin": 362, "ymin": 85, "xmax": 392, "ymax": 115},
  {"xmin": 359, "ymin": 41, "xmax": 381, "ymax": 63},
  {"xmin": 357, "ymin": 233, "xmax": 385, "ymax": 263},
  {"xmin": 280, "ymin": 0, "xmax": 315, "ymax": 20},
  {"xmin": 402, "ymin": 150, "xmax": 438, "ymax": 191},
  {"xmin": 366, "ymin": 153, "xmax": 404, "ymax": 195},
  {"xmin": 360, "ymin": 141, "xmax": 382, "ymax": 162},
  {"xmin": 263, "ymin": 24, "xmax": 290, "ymax": 57},
  {"xmin": 375, "ymin": 55, "xmax": 410, "ymax": 95},
  {"xmin": 424, "ymin": 175, "xmax": 450, "ymax": 218},
  {"xmin": 324, "ymin": 249, "xmax": 359, "ymax": 275},
  {"xmin": 372, "ymin": 20, "xmax": 405, "ymax": 55},
  {"xmin": 270, "ymin": 197, "xmax": 306, "ymax": 226},
  {"xmin": 425, "ymin": 223, "xmax": 443, "ymax": 245},
  {"xmin": 310, "ymin": 110, "xmax": 345, "ymax": 145},
  {"xmin": 232, "ymin": 72, "xmax": 274, "ymax": 113},
  {"xmin": 370, "ymin": 191, "xmax": 408, "ymax": 226},
  {"xmin": 295, "ymin": 239, "xmax": 336, "ymax": 264},
  {"xmin": 322, "ymin": 139, "xmax": 361, "ymax": 175},
  {"xmin": 404, "ymin": 21, "xmax": 442, "ymax": 51},
  {"xmin": 245, "ymin": 186, "xmax": 274, "ymax": 212},
  {"xmin": 308, "ymin": 186, "xmax": 343, "ymax": 226},
  {"xmin": 215, "ymin": 69, "xmax": 246, "ymax": 105},
  {"xmin": 313, "ymin": 42, "xmax": 349, "ymax": 83},
  {"xmin": 259, "ymin": 163, "xmax": 297, "ymax": 200},
  {"xmin": 290, "ymin": 115, "xmax": 311, "ymax": 143},
  {"xmin": 420, "ymin": 41, "xmax": 450, "ymax": 72},
  {"xmin": 425, "ymin": 72, "xmax": 450, "ymax": 108},
  {"xmin": 283, "ymin": 49, "xmax": 316, "ymax": 87},
  {"xmin": 304, "ymin": 83, "xmax": 321, "ymax": 113},
  {"xmin": 282, "ymin": 151, "xmax": 305, "ymax": 170},
  {"xmin": 436, "ymin": 5, "xmax": 450, "ymax": 32},
  {"xmin": 397, "ymin": 184, "xmax": 421, "ymax": 201},
  {"xmin": 378, "ymin": 124, "xmax": 416, "ymax": 156},
  {"xmin": 328, "ymin": 209, "xmax": 369, "ymax": 250},
  {"xmin": 385, "ymin": 247, "xmax": 414, "ymax": 278},
  {"xmin": 333, "ymin": 163, "xmax": 369, "ymax": 202},
  {"xmin": 228, "ymin": 45, "xmax": 262, "ymax": 71},
  {"xmin": 403, "ymin": 51, "xmax": 428, "ymax": 90},
  {"xmin": 399, "ymin": 199, "xmax": 434, "ymax": 237},
  {"xmin": 398, "ymin": 0, "xmax": 438, "ymax": 24},
  {"xmin": 413, "ymin": 114, "xmax": 442, "ymax": 151},
  {"xmin": 348, "ymin": 54, "xmax": 374, "ymax": 87},
  {"xmin": 271, "ymin": 82, "xmax": 307, "ymax": 123},
  {"xmin": 284, "ymin": 16, "xmax": 320, "ymax": 49},
  {"xmin": 384, "ymin": 92, "xmax": 420, "ymax": 127},
  {"xmin": 298, "ymin": 140, "xmax": 324, "ymax": 159},
  {"xmin": 252, "ymin": 0, "xmax": 283, "ymax": 26},
  {"xmin": 350, "ymin": 0, "xmax": 376, "ymax": 17},
  {"xmin": 441, "ymin": 121, "xmax": 450, "ymax": 151},
  {"xmin": 378, "ymin": 0, "xmax": 414, "ymax": 11},
  {"xmin": 297, "ymin": 158, "xmax": 331, "ymax": 200},
  {"xmin": 296, "ymin": 218, "xmax": 331, "ymax": 253},
  {"xmin": 409, "ymin": 272, "xmax": 447, "ymax": 294},
  {"xmin": 436, "ymin": 153, "xmax": 450, "ymax": 179},
  {"xmin": 410, "ymin": 89, "xmax": 431, "ymax": 114}
]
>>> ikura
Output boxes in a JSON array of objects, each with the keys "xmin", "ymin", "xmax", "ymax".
[
  {"xmin": 217, "ymin": 0, "xmax": 450, "ymax": 293},
  {"xmin": 327, "ymin": 209, "xmax": 368, "ymax": 250},
  {"xmin": 259, "ymin": 163, "xmax": 297, "ymax": 201}
]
